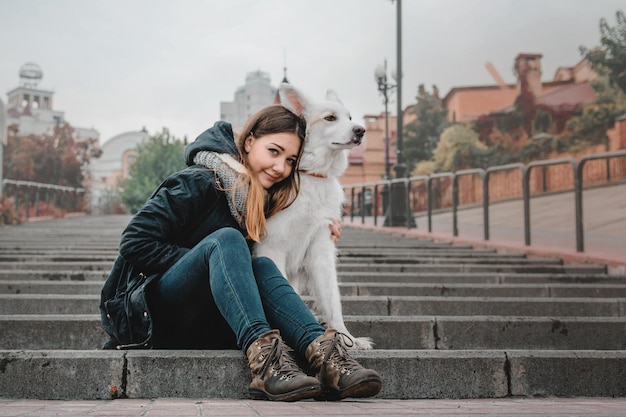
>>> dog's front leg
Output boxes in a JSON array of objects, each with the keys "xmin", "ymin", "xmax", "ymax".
[{"xmin": 304, "ymin": 234, "xmax": 373, "ymax": 350}]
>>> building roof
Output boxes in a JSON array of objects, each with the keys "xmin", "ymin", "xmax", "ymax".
[
  {"xmin": 492, "ymin": 80, "xmax": 595, "ymax": 114},
  {"xmin": 442, "ymin": 83, "xmax": 516, "ymax": 106},
  {"xmin": 89, "ymin": 130, "xmax": 149, "ymax": 177},
  {"xmin": 540, "ymin": 81, "xmax": 596, "ymax": 110}
]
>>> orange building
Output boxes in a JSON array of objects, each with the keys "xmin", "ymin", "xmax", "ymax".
[
  {"xmin": 343, "ymin": 53, "xmax": 604, "ymax": 186},
  {"xmin": 443, "ymin": 53, "xmax": 597, "ymax": 123},
  {"xmin": 344, "ymin": 112, "xmax": 395, "ymax": 185},
  {"xmin": 343, "ymin": 109, "xmax": 416, "ymax": 186}
]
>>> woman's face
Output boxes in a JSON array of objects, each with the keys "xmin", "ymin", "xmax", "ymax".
[{"xmin": 244, "ymin": 132, "xmax": 301, "ymax": 189}]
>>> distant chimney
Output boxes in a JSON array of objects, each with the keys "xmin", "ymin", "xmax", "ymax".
[{"xmin": 514, "ymin": 53, "xmax": 543, "ymax": 102}]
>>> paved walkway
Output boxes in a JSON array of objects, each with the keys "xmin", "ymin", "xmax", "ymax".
[
  {"xmin": 345, "ymin": 183, "xmax": 626, "ymax": 273},
  {"xmin": 2, "ymin": 397, "xmax": 626, "ymax": 417}
]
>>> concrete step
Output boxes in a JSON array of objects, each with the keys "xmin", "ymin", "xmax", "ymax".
[
  {"xmin": 0, "ymin": 253, "xmax": 548, "ymax": 264},
  {"xmin": 4, "ymin": 279, "xmax": 626, "ymax": 298},
  {"xmin": 2, "ymin": 315, "xmax": 625, "ymax": 351},
  {"xmin": 1, "ymin": 294, "xmax": 623, "ymax": 316},
  {"xmin": 342, "ymin": 271, "xmax": 626, "ymax": 284},
  {"xmin": 0, "ymin": 270, "xmax": 110, "ymax": 281},
  {"xmin": 1, "ymin": 349, "xmax": 624, "ymax": 400},
  {"xmin": 0, "ymin": 261, "xmax": 114, "ymax": 271},
  {"xmin": 0, "ymin": 255, "xmax": 116, "ymax": 263},
  {"xmin": 3, "ymin": 269, "xmax": 624, "ymax": 284},
  {"xmin": 1, "ymin": 261, "xmax": 604, "ymax": 274},
  {"xmin": 338, "ymin": 256, "xmax": 564, "ymax": 265},
  {"xmin": 337, "ymin": 263, "xmax": 607, "ymax": 274},
  {"xmin": 342, "ymin": 282, "xmax": 626, "ymax": 298},
  {"xmin": 338, "ymin": 247, "xmax": 515, "ymax": 257}
]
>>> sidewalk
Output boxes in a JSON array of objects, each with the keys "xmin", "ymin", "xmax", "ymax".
[
  {"xmin": 2, "ymin": 397, "xmax": 626, "ymax": 417},
  {"xmin": 345, "ymin": 183, "xmax": 626, "ymax": 273}
]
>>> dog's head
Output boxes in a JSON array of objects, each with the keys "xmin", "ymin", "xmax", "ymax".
[{"xmin": 279, "ymin": 83, "xmax": 365, "ymax": 176}]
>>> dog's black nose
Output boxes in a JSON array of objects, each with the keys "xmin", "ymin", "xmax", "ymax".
[{"xmin": 353, "ymin": 126, "xmax": 365, "ymax": 139}]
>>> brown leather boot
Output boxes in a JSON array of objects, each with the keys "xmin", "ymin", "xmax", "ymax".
[
  {"xmin": 246, "ymin": 329, "xmax": 321, "ymax": 401},
  {"xmin": 306, "ymin": 329, "xmax": 382, "ymax": 401}
]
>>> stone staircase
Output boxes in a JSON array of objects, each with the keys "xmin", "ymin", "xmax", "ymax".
[{"xmin": 0, "ymin": 215, "xmax": 625, "ymax": 400}]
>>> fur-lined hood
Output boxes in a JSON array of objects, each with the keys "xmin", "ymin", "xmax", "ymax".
[{"xmin": 184, "ymin": 121, "xmax": 238, "ymax": 166}]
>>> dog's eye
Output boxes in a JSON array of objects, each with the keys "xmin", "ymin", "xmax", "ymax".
[{"xmin": 324, "ymin": 115, "xmax": 336, "ymax": 122}]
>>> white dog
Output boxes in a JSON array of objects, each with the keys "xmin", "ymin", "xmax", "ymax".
[{"xmin": 254, "ymin": 83, "xmax": 373, "ymax": 349}]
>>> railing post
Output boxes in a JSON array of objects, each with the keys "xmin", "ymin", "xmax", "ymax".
[
  {"xmin": 24, "ymin": 185, "xmax": 30, "ymax": 220},
  {"xmin": 35, "ymin": 186, "xmax": 41, "ymax": 217},
  {"xmin": 573, "ymin": 159, "xmax": 584, "ymax": 252},
  {"xmin": 385, "ymin": 180, "xmax": 394, "ymax": 227},
  {"xmin": 521, "ymin": 165, "xmax": 530, "ymax": 246},
  {"xmin": 349, "ymin": 187, "xmax": 355, "ymax": 222},
  {"xmin": 373, "ymin": 184, "xmax": 379, "ymax": 227},
  {"xmin": 360, "ymin": 185, "xmax": 366, "ymax": 224},
  {"xmin": 452, "ymin": 173, "xmax": 459, "ymax": 236},
  {"xmin": 483, "ymin": 171, "xmax": 490, "ymax": 241},
  {"xmin": 404, "ymin": 179, "xmax": 413, "ymax": 229},
  {"xmin": 14, "ymin": 182, "xmax": 20, "ymax": 213},
  {"xmin": 426, "ymin": 177, "xmax": 433, "ymax": 232}
]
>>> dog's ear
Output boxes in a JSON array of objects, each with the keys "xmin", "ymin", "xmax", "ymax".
[
  {"xmin": 279, "ymin": 83, "xmax": 311, "ymax": 117},
  {"xmin": 326, "ymin": 89, "xmax": 344, "ymax": 105}
]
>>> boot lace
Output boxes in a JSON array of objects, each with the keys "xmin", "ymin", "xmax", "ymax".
[
  {"xmin": 259, "ymin": 337, "xmax": 302, "ymax": 381},
  {"xmin": 321, "ymin": 332, "xmax": 360, "ymax": 376}
]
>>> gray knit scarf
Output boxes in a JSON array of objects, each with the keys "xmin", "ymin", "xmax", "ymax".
[{"xmin": 194, "ymin": 151, "xmax": 248, "ymax": 230}]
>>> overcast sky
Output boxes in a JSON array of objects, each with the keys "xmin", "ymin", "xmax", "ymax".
[{"xmin": 1, "ymin": 0, "xmax": 623, "ymax": 145}]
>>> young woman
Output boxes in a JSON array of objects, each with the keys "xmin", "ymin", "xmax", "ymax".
[{"xmin": 99, "ymin": 104, "xmax": 382, "ymax": 402}]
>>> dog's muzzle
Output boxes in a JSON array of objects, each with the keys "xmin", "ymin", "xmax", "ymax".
[
  {"xmin": 351, "ymin": 126, "xmax": 365, "ymax": 145},
  {"xmin": 333, "ymin": 125, "xmax": 366, "ymax": 147}
]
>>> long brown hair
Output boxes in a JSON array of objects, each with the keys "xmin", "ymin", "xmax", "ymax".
[{"xmin": 236, "ymin": 105, "xmax": 306, "ymax": 242}]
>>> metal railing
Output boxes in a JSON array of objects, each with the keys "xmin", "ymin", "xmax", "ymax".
[
  {"xmin": 1, "ymin": 179, "xmax": 86, "ymax": 220},
  {"xmin": 343, "ymin": 149, "xmax": 626, "ymax": 253}
]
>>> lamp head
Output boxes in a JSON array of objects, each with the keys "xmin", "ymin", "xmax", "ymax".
[{"xmin": 374, "ymin": 65, "xmax": 386, "ymax": 84}]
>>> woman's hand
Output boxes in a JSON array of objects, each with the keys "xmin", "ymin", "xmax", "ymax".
[{"xmin": 329, "ymin": 218, "xmax": 342, "ymax": 244}]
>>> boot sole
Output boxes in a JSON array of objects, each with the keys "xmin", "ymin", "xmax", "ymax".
[
  {"xmin": 249, "ymin": 385, "xmax": 322, "ymax": 402},
  {"xmin": 316, "ymin": 377, "xmax": 383, "ymax": 401}
]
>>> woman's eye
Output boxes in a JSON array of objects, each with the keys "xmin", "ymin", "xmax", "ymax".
[
  {"xmin": 287, "ymin": 158, "xmax": 296, "ymax": 165},
  {"xmin": 324, "ymin": 115, "xmax": 336, "ymax": 122},
  {"xmin": 268, "ymin": 148, "xmax": 278, "ymax": 154}
]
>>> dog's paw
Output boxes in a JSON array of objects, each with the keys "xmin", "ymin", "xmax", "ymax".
[{"xmin": 351, "ymin": 336, "xmax": 374, "ymax": 350}]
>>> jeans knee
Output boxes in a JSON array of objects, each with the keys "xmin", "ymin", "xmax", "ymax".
[
  {"xmin": 252, "ymin": 256, "xmax": 280, "ymax": 276},
  {"xmin": 197, "ymin": 227, "xmax": 244, "ymax": 249},
  {"xmin": 209, "ymin": 227, "xmax": 244, "ymax": 242}
]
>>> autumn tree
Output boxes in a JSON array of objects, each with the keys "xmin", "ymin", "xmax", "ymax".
[
  {"xmin": 581, "ymin": 10, "xmax": 626, "ymax": 94},
  {"xmin": 432, "ymin": 124, "xmax": 486, "ymax": 172},
  {"xmin": 559, "ymin": 10, "xmax": 626, "ymax": 151},
  {"xmin": 558, "ymin": 76, "xmax": 626, "ymax": 151},
  {"xmin": 2, "ymin": 123, "xmax": 100, "ymax": 188},
  {"xmin": 403, "ymin": 84, "xmax": 449, "ymax": 174},
  {"xmin": 118, "ymin": 128, "xmax": 187, "ymax": 213}
]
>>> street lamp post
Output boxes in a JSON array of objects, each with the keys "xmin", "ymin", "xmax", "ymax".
[
  {"xmin": 0, "ymin": 98, "xmax": 6, "ymax": 197},
  {"xmin": 374, "ymin": 0, "xmax": 415, "ymax": 228},
  {"xmin": 374, "ymin": 60, "xmax": 393, "ymax": 181},
  {"xmin": 374, "ymin": 61, "xmax": 394, "ymax": 225}
]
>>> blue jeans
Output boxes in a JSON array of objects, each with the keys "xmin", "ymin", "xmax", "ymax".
[{"xmin": 148, "ymin": 227, "xmax": 325, "ymax": 354}]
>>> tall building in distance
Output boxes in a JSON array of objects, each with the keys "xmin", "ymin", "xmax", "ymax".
[
  {"xmin": 220, "ymin": 70, "xmax": 278, "ymax": 129},
  {"xmin": 5, "ymin": 62, "xmax": 99, "ymax": 141}
]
